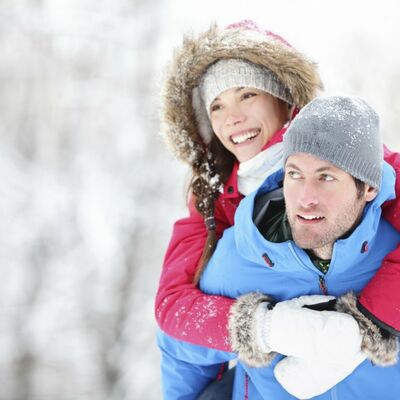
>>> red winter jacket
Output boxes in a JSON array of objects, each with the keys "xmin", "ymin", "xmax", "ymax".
[
  {"xmin": 358, "ymin": 146, "xmax": 400, "ymax": 336},
  {"xmin": 155, "ymin": 146, "xmax": 400, "ymax": 351}
]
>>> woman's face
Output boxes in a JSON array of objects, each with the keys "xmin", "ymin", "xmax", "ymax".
[{"xmin": 209, "ymin": 87, "xmax": 289, "ymax": 162}]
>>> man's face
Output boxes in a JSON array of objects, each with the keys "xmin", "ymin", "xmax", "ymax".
[{"xmin": 284, "ymin": 153, "xmax": 377, "ymax": 259}]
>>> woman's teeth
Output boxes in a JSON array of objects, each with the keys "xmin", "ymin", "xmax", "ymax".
[{"xmin": 231, "ymin": 129, "xmax": 259, "ymax": 144}]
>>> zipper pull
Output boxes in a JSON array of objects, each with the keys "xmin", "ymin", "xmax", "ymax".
[
  {"xmin": 262, "ymin": 252, "xmax": 274, "ymax": 267},
  {"xmin": 319, "ymin": 276, "xmax": 328, "ymax": 295}
]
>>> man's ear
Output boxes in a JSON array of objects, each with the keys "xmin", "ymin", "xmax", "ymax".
[{"xmin": 365, "ymin": 185, "xmax": 378, "ymax": 202}]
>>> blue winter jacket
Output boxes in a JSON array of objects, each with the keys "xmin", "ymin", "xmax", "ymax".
[{"xmin": 158, "ymin": 162, "xmax": 400, "ymax": 400}]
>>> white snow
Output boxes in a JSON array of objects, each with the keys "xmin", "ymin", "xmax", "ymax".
[{"xmin": 0, "ymin": 1, "xmax": 399, "ymax": 399}]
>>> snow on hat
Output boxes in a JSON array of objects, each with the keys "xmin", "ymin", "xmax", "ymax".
[
  {"xmin": 283, "ymin": 95, "xmax": 382, "ymax": 189},
  {"xmin": 193, "ymin": 58, "xmax": 293, "ymax": 144}
]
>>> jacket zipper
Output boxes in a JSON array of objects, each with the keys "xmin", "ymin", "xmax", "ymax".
[
  {"xmin": 319, "ymin": 275, "xmax": 328, "ymax": 295},
  {"xmin": 288, "ymin": 243, "xmax": 330, "ymax": 292},
  {"xmin": 216, "ymin": 363, "xmax": 226, "ymax": 381}
]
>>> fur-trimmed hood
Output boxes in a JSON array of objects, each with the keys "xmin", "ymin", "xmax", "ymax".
[{"xmin": 161, "ymin": 20, "xmax": 323, "ymax": 166}]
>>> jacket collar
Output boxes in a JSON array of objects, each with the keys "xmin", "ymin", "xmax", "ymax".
[
  {"xmin": 234, "ymin": 161, "xmax": 396, "ymax": 271},
  {"xmin": 221, "ymin": 127, "xmax": 286, "ymax": 199}
]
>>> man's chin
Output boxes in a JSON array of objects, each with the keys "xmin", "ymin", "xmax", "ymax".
[{"xmin": 292, "ymin": 234, "xmax": 324, "ymax": 252}]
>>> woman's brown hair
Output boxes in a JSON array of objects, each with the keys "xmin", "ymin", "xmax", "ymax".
[{"xmin": 191, "ymin": 136, "xmax": 235, "ymax": 285}]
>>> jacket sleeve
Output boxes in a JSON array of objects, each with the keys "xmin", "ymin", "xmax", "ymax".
[
  {"xmin": 157, "ymin": 330, "xmax": 235, "ymax": 400},
  {"xmin": 358, "ymin": 145, "xmax": 400, "ymax": 336},
  {"xmin": 154, "ymin": 195, "xmax": 240, "ymax": 351}
]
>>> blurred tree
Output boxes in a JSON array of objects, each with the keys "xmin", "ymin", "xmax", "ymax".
[{"xmin": 0, "ymin": 0, "xmax": 185, "ymax": 399}]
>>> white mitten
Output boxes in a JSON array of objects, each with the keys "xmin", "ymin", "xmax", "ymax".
[
  {"xmin": 257, "ymin": 295, "xmax": 363, "ymax": 362},
  {"xmin": 274, "ymin": 353, "xmax": 366, "ymax": 399},
  {"xmin": 229, "ymin": 294, "xmax": 364, "ymax": 367}
]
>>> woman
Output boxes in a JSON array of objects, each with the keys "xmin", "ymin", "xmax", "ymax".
[{"xmin": 155, "ymin": 20, "xmax": 400, "ymax": 395}]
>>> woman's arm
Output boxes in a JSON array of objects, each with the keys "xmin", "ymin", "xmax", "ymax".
[
  {"xmin": 155, "ymin": 195, "xmax": 241, "ymax": 351},
  {"xmin": 358, "ymin": 145, "xmax": 400, "ymax": 336}
]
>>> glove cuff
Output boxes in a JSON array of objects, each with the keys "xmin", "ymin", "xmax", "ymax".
[
  {"xmin": 229, "ymin": 292, "xmax": 277, "ymax": 367},
  {"xmin": 336, "ymin": 292, "xmax": 398, "ymax": 366}
]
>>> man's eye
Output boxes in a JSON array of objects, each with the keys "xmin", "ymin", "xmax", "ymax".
[
  {"xmin": 287, "ymin": 171, "xmax": 301, "ymax": 179},
  {"xmin": 321, "ymin": 174, "xmax": 334, "ymax": 181}
]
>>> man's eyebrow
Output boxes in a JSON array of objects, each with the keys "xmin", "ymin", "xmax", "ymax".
[
  {"xmin": 285, "ymin": 162, "xmax": 301, "ymax": 170},
  {"xmin": 315, "ymin": 165, "xmax": 337, "ymax": 173},
  {"xmin": 285, "ymin": 162, "xmax": 337, "ymax": 173}
]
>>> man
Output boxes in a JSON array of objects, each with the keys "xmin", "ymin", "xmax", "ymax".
[{"xmin": 158, "ymin": 96, "xmax": 399, "ymax": 400}]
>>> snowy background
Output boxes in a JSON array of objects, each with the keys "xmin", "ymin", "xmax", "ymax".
[{"xmin": 0, "ymin": 0, "xmax": 399, "ymax": 399}]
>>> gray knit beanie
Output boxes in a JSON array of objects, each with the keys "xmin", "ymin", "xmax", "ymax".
[
  {"xmin": 283, "ymin": 95, "xmax": 382, "ymax": 189},
  {"xmin": 200, "ymin": 59, "xmax": 293, "ymax": 116},
  {"xmin": 192, "ymin": 58, "xmax": 293, "ymax": 144}
]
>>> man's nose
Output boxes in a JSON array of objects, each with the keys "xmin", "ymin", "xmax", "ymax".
[{"xmin": 298, "ymin": 181, "xmax": 319, "ymax": 208}]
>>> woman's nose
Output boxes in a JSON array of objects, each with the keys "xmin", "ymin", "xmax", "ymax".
[{"xmin": 225, "ymin": 105, "xmax": 245, "ymax": 126}]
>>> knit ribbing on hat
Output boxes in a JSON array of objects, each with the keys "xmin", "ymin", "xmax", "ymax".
[
  {"xmin": 200, "ymin": 59, "xmax": 293, "ymax": 117},
  {"xmin": 283, "ymin": 96, "xmax": 382, "ymax": 189}
]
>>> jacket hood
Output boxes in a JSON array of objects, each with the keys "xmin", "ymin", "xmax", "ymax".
[
  {"xmin": 161, "ymin": 20, "xmax": 323, "ymax": 166},
  {"xmin": 234, "ymin": 161, "xmax": 396, "ymax": 268}
]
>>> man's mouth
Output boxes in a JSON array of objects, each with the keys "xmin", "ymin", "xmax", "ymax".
[
  {"xmin": 297, "ymin": 214, "xmax": 325, "ymax": 223},
  {"xmin": 230, "ymin": 129, "xmax": 260, "ymax": 144}
]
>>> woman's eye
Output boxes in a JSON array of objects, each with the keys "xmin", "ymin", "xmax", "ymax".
[
  {"xmin": 210, "ymin": 104, "xmax": 222, "ymax": 113},
  {"xmin": 242, "ymin": 92, "xmax": 257, "ymax": 100}
]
